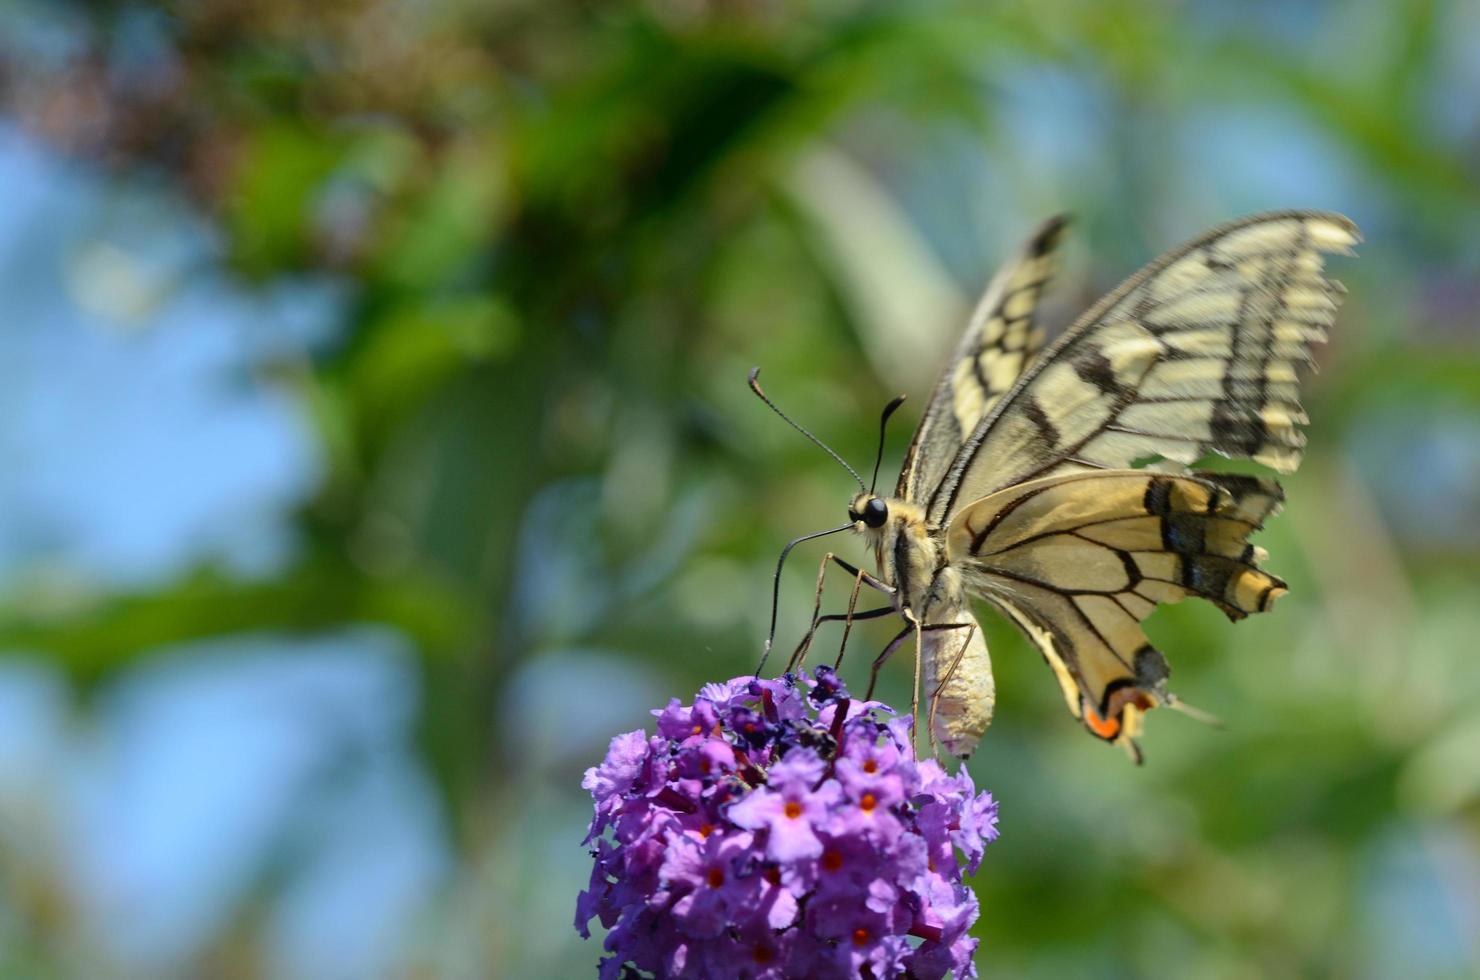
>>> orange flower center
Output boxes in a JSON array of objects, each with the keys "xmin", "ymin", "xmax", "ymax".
[
  {"xmin": 698, "ymin": 823, "xmax": 714, "ymax": 838},
  {"xmin": 783, "ymin": 801, "xmax": 803, "ymax": 819},
  {"xmin": 821, "ymin": 850, "xmax": 844, "ymax": 872},
  {"xmin": 707, "ymin": 867, "xmax": 725, "ymax": 888},
  {"xmin": 753, "ymin": 944, "xmax": 773, "ymax": 964},
  {"xmin": 860, "ymin": 792, "xmax": 877, "ymax": 812},
  {"xmin": 863, "ymin": 759, "xmax": 878, "ymax": 774},
  {"xmin": 852, "ymin": 927, "xmax": 871, "ymax": 946}
]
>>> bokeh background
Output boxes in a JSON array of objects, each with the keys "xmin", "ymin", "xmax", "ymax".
[{"xmin": 0, "ymin": 1, "xmax": 1477, "ymax": 977}]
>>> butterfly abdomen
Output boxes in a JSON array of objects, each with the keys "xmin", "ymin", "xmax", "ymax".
[{"xmin": 921, "ymin": 598, "xmax": 994, "ymax": 758}]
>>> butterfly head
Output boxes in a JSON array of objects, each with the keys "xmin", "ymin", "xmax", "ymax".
[{"xmin": 847, "ymin": 493, "xmax": 890, "ymax": 531}]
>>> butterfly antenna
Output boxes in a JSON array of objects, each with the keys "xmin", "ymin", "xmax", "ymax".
[
  {"xmin": 755, "ymin": 522, "xmax": 854, "ymax": 679},
  {"xmin": 870, "ymin": 394, "xmax": 907, "ymax": 493},
  {"xmin": 1165, "ymin": 692, "xmax": 1225, "ymax": 729},
  {"xmin": 749, "ymin": 368, "xmax": 865, "ymax": 491}
]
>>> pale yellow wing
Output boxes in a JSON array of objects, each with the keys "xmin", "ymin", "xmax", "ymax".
[
  {"xmin": 946, "ymin": 469, "xmax": 1285, "ymax": 760},
  {"xmin": 926, "ymin": 211, "xmax": 1358, "ymax": 525},
  {"xmin": 896, "ymin": 216, "xmax": 1068, "ymax": 504}
]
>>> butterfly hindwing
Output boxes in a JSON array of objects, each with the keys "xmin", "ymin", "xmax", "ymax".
[
  {"xmin": 927, "ymin": 211, "xmax": 1358, "ymax": 526},
  {"xmin": 896, "ymin": 216, "xmax": 1068, "ymax": 505},
  {"xmin": 944, "ymin": 469, "xmax": 1286, "ymax": 755}
]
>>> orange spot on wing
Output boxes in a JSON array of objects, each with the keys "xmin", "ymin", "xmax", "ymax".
[{"xmin": 1083, "ymin": 704, "xmax": 1121, "ymax": 740}]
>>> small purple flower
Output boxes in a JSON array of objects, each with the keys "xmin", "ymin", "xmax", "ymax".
[
  {"xmin": 728, "ymin": 748, "xmax": 840, "ymax": 861},
  {"xmin": 576, "ymin": 669, "xmax": 1000, "ymax": 979},
  {"xmin": 661, "ymin": 830, "xmax": 765, "ymax": 937},
  {"xmin": 582, "ymin": 730, "xmax": 649, "ymax": 808}
]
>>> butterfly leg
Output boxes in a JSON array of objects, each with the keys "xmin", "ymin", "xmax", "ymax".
[
  {"xmin": 864, "ymin": 625, "xmax": 914, "ymax": 703},
  {"xmin": 825, "ymin": 555, "xmax": 895, "ymax": 600},
  {"xmin": 858, "ymin": 615, "xmax": 961, "ymax": 685},
  {"xmin": 782, "ymin": 600, "xmax": 897, "ymax": 703},
  {"xmin": 786, "ymin": 553, "xmax": 858, "ymax": 674},
  {"xmin": 784, "ymin": 554, "xmax": 896, "ymax": 674},
  {"xmin": 788, "ymin": 606, "xmax": 895, "ymax": 674},
  {"xmin": 832, "ymin": 569, "xmax": 867, "ymax": 670},
  {"xmin": 862, "ymin": 616, "xmax": 976, "ymax": 743},
  {"xmin": 911, "ymin": 615, "xmax": 925, "ymax": 752}
]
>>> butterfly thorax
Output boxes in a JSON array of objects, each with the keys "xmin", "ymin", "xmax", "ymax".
[{"xmin": 850, "ymin": 495, "xmax": 961, "ymax": 618}]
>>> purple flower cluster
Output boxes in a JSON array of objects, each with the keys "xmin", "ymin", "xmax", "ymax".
[{"xmin": 575, "ymin": 668, "xmax": 999, "ymax": 979}]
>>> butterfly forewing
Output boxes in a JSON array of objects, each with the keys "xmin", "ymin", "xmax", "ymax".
[
  {"xmin": 896, "ymin": 216, "xmax": 1068, "ymax": 505},
  {"xmin": 927, "ymin": 211, "xmax": 1358, "ymax": 526}
]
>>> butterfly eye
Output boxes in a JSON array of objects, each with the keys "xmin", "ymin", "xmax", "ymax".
[{"xmin": 862, "ymin": 497, "xmax": 889, "ymax": 528}]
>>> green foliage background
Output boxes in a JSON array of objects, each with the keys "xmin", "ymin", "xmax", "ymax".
[{"xmin": 1, "ymin": 0, "xmax": 1478, "ymax": 976}]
